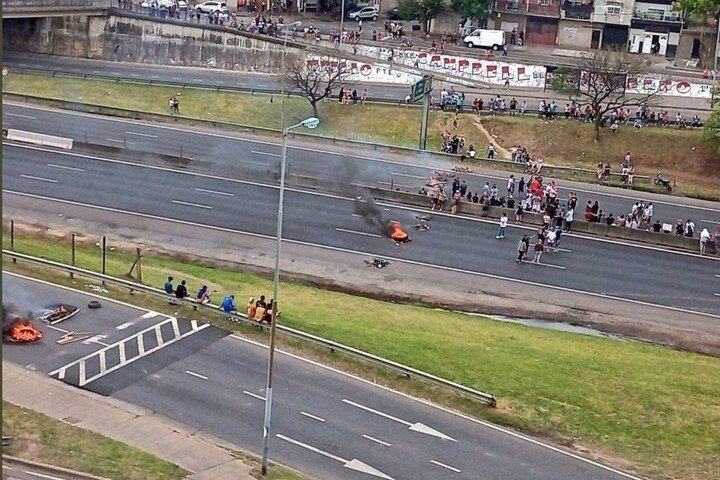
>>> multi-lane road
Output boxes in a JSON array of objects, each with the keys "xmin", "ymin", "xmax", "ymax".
[
  {"xmin": 3, "ymin": 52, "xmax": 714, "ymax": 116},
  {"xmin": 2, "ymin": 273, "xmax": 639, "ymax": 480},
  {"xmin": 3, "ymin": 139, "xmax": 719, "ymax": 317},
  {"xmin": 3, "ymin": 102, "xmax": 719, "ymax": 234}
]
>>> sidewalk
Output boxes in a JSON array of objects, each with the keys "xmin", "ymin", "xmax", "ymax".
[{"xmin": 1, "ymin": 361, "xmax": 255, "ymax": 480}]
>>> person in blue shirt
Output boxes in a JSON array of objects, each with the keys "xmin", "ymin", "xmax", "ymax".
[
  {"xmin": 220, "ymin": 295, "xmax": 236, "ymax": 313},
  {"xmin": 164, "ymin": 276, "xmax": 174, "ymax": 295}
]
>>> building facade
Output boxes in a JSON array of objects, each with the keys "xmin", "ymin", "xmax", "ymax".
[
  {"xmin": 628, "ymin": 0, "xmax": 682, "ymax": 57},
  {"xmin": 556, "ymin": 0, "xmax": 635, "ymax": 49},
  {"xmin": 491, "ymin": 0, "xmax": 562, "ymax": 45}
]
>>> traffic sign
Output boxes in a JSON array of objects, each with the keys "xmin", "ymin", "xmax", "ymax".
[{"xmin": 411, "ymin": 76, "xmax": 432, "ymax": 103}]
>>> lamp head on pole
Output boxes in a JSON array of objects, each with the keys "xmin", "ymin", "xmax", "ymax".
[{"xmin": 300, "ymin": 117, "xmax": 320, "ymax": 129}]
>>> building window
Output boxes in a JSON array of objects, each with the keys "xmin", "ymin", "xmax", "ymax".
[
  {"xmin": 606, "ymin": 4, "xmax": 622, "ymax": 15},
  {"xmin": 540, "ymin": 0, "xmax": 550, "ymax": 5}
]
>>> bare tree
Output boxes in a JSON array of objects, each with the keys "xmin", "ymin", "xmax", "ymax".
[
  {"xmin": 282, "ymin": 58, "xmax": 349, "ymax": 119},
  {"xmin": 551, "ymin": 50, "xmax": 660, "ymax": 141}
]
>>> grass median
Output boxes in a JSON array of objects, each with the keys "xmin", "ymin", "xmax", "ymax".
[
  {"xmin": 2, "ymin": 401, "xmax": 188, "ymax": 480},
  {"xmin": 3, "ymin": 226, "xmax": 719, "ymax": 480},
  {"xmin": 4, "ymin": 71, "xmax": 718, "ymax": 199}
]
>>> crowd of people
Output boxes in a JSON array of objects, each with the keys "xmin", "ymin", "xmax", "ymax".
[{"xmin": 163, "ymin": 276, "xmax": 278, "ymax": 324}]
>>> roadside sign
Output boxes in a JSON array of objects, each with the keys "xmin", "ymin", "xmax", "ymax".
[{"xmin": 411, "ymin": 76, "xmax": 432, "ymax": 103}]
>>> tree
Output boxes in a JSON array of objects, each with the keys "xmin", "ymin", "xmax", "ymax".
[
  {"xmin": 282, "ymin": 58, "xmax": 348, "ymax": 119},
  {"xmin": 674, "ymin": 0, "xmax": 719, "ymax": 68},
  {"xmin": 451, "ymin": 0, "xmax": 492, "ymax": 28},
  {"xmin": 397, "ymin": 0, "xmax": 444, "ymax": 33},
  {"xmin": 551, "ymin": 50, "xmax": 660, "ymax": 142},
  {"xmin": 703, "ymin": 104, "xmax": 720, "ymax": 157}
]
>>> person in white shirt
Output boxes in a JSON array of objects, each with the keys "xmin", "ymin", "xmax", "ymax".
[
  {"xmin": 546, "ymin": 229, "xmax": 557, "ymax": 251},
  {"xmin": 564, "ymin": 208, "xmax": 574, "ymax": 232},
  {"xmin": 496, "ymin": 213, "xmax": 508, "ymax": 239},
  {"xmin": 700, "ymin": 228, "xmax": 711, "ymax": 255}
]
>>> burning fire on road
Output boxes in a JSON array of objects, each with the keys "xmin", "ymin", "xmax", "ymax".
[{"xmin": 3, "ymin": 307, "xmax": 43, "ymax": 343}]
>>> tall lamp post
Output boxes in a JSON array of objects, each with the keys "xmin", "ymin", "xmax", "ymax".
[{"xmin": 260, "ymin": 115, "xmax": 320, "ymax": 476}]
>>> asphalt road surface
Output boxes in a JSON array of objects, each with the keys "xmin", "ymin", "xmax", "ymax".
[
  {"xmin": 3, "ymin": 143, "xmax": 719, "ymax": 317},
  {"xmin": 3, "ymin": 102, "xmax": 720, "ymax": 236},
  {"xmin": 2, "ymin": 273, "xmax": 639, "ymax": 480},
  {"xmin": 2, "ymin": 52, "xmax": 713, "ymax": 116}
]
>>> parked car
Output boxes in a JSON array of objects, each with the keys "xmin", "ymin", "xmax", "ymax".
[
  {"xmin": 195, "ymin": 1, "xmax": 228, "ymax": 14},
  {"xmin": 386, "ymin": 7, "xmax": 417, "ymax": 20},
  {"xmin": 463, "ymin": 29, "xmax": 506, "ymax": 50},
  {"xmin": 348, "ymin": 5, "xmax": 379, "ymax": 21},
  {"xmin": 141, "ymin": 0, "xmax": 188, "ymax": 9}
]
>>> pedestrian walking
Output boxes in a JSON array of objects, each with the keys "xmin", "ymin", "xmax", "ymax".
[
  {"xmin": 532, "ymin": 239, "xmax": 544, "ymax": 263},
  {"xmin": 564, "ymin": 208, "xmax": 574, "ymax": 232},
  {"xmin": 496, "ymin": 213, "xmax": 508, "ymax": 239},
  {"xmin": 516, "ymin": 235, "xmax": 528, "ymax": 262},
  {"xmin": 487, "ymin": 143, "xmax": 496, "ymax": 159}
]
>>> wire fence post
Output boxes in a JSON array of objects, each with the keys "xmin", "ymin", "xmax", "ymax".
[
  {"xmin": 101, "ymin": 235, "xmax": 107, "ymax": 284},
  {"xmin": 136, "ymin": 247, "xmax": 142, "ymax": 283},
  {"xmin": 10, "ymin": 220, "xmax": 16, "ymax": 263},
  {"xmin": 70, "ymin": 233, "xmax": 76, "ymax": 278}
]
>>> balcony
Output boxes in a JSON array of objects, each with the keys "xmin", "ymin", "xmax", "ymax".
[
  {"xmin": 632, "ymin": 9, "xmax": 682, "ymax": 23},
  {"xmin": 561, "ymin": 0, "xmax": 593, "ymax": 20},
  {"xmin": 495, "ymin": 0, "xmax": 520, "ymax": 11}
]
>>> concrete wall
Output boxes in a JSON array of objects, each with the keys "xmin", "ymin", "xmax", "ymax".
[
  {"xmin": 556, "ymin": 19, "xmax": 596, "ymax": 48},
  {"xmin": 2, "ymin": 13, "xmax": 304, "ymax": 73}
]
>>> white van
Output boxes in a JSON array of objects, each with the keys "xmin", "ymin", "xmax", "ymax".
[{"xmin": 463, "ymin": 29, "xmax": 506, "ymax": 50}]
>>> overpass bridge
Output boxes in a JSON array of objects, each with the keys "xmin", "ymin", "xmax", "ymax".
[{"xmin": 2, "ymin": 0, "xmax": 110, "ymax": 18}]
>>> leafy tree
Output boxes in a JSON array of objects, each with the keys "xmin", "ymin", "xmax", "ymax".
[
  {"xmin": 451, "ymin": 0, "xmax": 492, "ymax": 27},
  {"xmin": 397, "ymin": 0, "xmax": 444, "ymax": 33},
  {"xmin": 703, "ymin": 101, "xmax": 720, "ymax": 157},
  {"xmin": 551, "ymin": 50, "xmax": 659, "ymax": 141}
]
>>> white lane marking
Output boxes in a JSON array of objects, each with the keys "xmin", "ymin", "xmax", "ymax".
[
  {"xmin": 251, "ymin": 150, "xmax": 281, "ymax": 157},
  {"xmin": 126, "ymin": 131, "xmax": 158, "ymax": 138},
  {"xmin": 172, "ymin": 199, "xmax": 213, "ymax": 210},
  {"xmin": 48, "ymin": 163, "xmax": 84, "ymax": 172},
  {"xmin": 45, "ymin": 324, "xmax": 70, "ymax": 334},
  {"xmin": 155, "ymin": 324, "xmax": 164, "ymax": 346},
  {"xmin": 391, "ymin": 172, "xmax": 425, "ymax": 179},
  {"xmin": 7, "ymin": 140, "xmax": 713, "ymax": 260},
  {"xmin": 362, "ymin": 434, "xmax": 391, "ymax": 447},
  {"xmin": 520, "ymin": 260, "xmax": 566, "ymax": 270},
  {"xmin": 5, "ymin": 112, "xmax": 36, "ymax": 119},
  {"xmin": 8, "ymin": 190, "xmax": 719, "ymax": 322},
  {"xmin": 104, "ymin": 138, "xmax": 133, "ymax": 144},
  {"xmin": 430, "ymin": 460, "xmax": 462, "ymax": 473},
  {"xmin": 342, "ymin": 399, "xmax": 456, "ymax": 441},
  {"xmin": 276, "ymin": 434, "xmax": 395, "ymax": 480},
  {"xmin": 185, "ymin": 370, "xmax": 208, "ymax": 380},
  {"xmin": 116, "ymin": 321, "xmax": 134, "ymax": 330},
  {"xmin": 20, "ymin": 174, "xmax": 58, "ymax": 183},
  {"xmin": 195, "ymin": 187, "xmax": 235, "ymax": 197},
  {"xmin": 715, "ymin": 293, "xmax": 720, "ymax": 297},
  {"xmin": 300, "ymin": 411, "xmax": 326, "ymax": 422},
  {"xmin": 8, "ymin": 102, "xmax": 719, "ymax": 214},
  {"xmin": 245, "ymin": 160, "xmax": 272, "ymax": 166},
  {"xmin": 703, "ymin": 219, "xmax": 720, "ymax": 225},
  {"xmin": 119, "ymin": 341, "xmax": 126, "ymax": 363},
  {"xmin": 336, "ymin": 227, "xmax": 382, "ymax": 238},
  {"xmin": 137, "ymin": 334, "xmax": 146, "ymax": 355},
  {"xmin": 23, "ymin": 471, "xmax": 64, "ymax": 480},
  {"xmin": 141, "ymin": 311, "xmax": 160, "ymax": 319},
  {"xmin": 231, "ymin": 335, "xmax": 644, "ymax": 480},
  {"xmin": 243, "ymin": 390, "xmax": 266, "ymax": 401},
  {"xmin": 99, "ymin": 350, "xmax": 107, "ymax": 373}
]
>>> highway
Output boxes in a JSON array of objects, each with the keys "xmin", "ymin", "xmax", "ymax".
[
  {"xmin": 2, "ymin": 52, "xmax": 713, "ymax": 116},
  {"xmin": 3, "ymin": 142, "xmax": 719, "ymax": 317},
  {"xmin": 2, "ymin": 272, "xmax": 638, "ymax": 480},
  {"xmin": 3, "ymin": 101, "xmax": 720, "ymax": 235}
]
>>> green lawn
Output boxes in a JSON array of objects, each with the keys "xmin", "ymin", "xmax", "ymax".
[
  {"xmin": 2, "ymin": 402, "xmax": 188, "ymax": 480},
  {"xmin": 3, "ymin": 228, "xmax": 719, "ymax": 480}
]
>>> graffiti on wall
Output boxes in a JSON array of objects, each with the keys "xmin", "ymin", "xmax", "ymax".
[
  {"xmin": 305, "ymin": 56, "xmax": 421, "ymax": 84},
  {"xmin": 626, "ymin": 75, "xmax": 714, "ymax": 99}
]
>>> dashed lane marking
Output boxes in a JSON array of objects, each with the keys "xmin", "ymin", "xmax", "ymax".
[
  {"xmin": 195, "ymin": 187, "xmax": 235, "ymax": 197},
  {"xmin": 300, "ymin": 411, "xmax": 326, "ymax": 423},
  {"xmin": 20, "ymin": 174, "xmax": 57, "ymax": 183},
  {"xmin": 362, "ymin": 434, "xmax": 391, "ymax": 447},
  {"xmin": 48, "ymin": 163, "xmax": 84, "ymax": 172},
  {"xmin": 172, "ymin": 199, "xmax": 213, "ymax": 210},
  {"xmin": 520, "ymin": 260, "xmax": 566, "ymax": 270},
  {"xmin": 430, "ymin": 460, "xmax": 462, "ymax": 473},
  {"xmin": 185, "ymin": 370, "xmax": 208, "ymax": 380},
  {"xmin": 336, "ymin": 228, "xmax": 382, "ymax": 238},
  {"xmin": 243, "ymin": 390, "xmax": 266, "ymax": 401}
]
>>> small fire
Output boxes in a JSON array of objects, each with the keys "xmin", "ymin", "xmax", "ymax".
[
  {"xmin": 389, "ymin": 221, "xmax": 411, "ymax": 243},
  {"xmin": 8, "ymin": 320, "xmax": 43, "ymax": 343}
]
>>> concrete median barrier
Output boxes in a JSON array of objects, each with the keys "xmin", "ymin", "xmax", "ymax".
[{"xmin": 5, "ymin": 129, "xmax": 73, "ymax": 149}]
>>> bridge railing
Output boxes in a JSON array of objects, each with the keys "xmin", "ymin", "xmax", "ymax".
[{"xmin": 2, "ymin": 0, "xmax": 102, "ymax": 7}]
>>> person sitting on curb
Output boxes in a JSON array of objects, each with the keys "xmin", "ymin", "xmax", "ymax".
[
  {"xmin": 164, "ymin": 276, "xmax": 174, "ymax": 295},
  {"xmin": 196, "ymin": 285, "xmax": 212, "ymax": 304},
  {"xmin": 175, "ymin": 280, "xmax": 188, "ymax": 299},
  {"xmin": 253, "ymin": 301, "xmax": 267, "ymax": 322},
  {"xmin": 246, "ymin": 297, "xmax": 256, "ymax": 318}
]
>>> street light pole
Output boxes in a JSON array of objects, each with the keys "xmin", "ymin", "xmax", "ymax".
[{"xmin": 339, "ymin": 0, "xmax": 346, "ymax": 48}]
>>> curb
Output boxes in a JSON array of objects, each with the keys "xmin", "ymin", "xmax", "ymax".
[{"xmin": 2, "ymin": 455, "xmax": 111, "ymax": 480}]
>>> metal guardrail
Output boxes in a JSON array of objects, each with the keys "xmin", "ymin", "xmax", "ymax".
[
  {"xmin": 2, "ymin": 0, "xmax": 97, "ymax": 6},
  {"xmin": 2, "ymin": 249, "xmax": 498, "ymax": 406}
]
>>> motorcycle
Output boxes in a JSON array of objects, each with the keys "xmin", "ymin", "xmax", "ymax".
[{"xmin": 654, "ymin": 172, "xmax": 672, "ymax": 192}]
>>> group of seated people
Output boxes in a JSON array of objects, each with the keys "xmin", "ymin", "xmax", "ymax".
[{"xmin": 163, "ymin": 276, "xmax": 276, "ymax": 324}]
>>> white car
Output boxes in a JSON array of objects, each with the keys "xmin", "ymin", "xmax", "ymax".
[
  {"xmin": 141, "ymin": 0, "xmax": 187, "ymax": 9},
  {"xmin": 348, "ymin": 5, "xmax": 379, "ymax": 21},
  {"xmin": 195, "ymin": 1, "xmax": 228, "ymax": 13}
]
